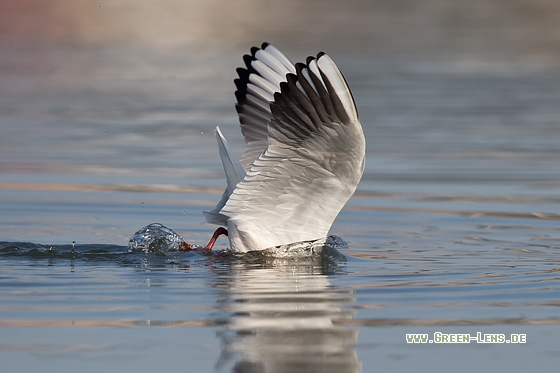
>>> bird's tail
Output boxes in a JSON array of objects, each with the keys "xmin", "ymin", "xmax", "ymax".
[{"xmin": 203, "ymin": 126, "xmax": 246, "ymax": 225}]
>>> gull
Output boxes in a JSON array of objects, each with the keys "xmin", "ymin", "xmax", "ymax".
[{"xmin": 182, "ymin": 43, "xmax": 365, "ymax": 253}]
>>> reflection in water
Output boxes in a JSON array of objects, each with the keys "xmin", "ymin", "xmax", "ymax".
[{"xmin": 212, "ymin": 256, "xmax": 361, "ymax": 373}]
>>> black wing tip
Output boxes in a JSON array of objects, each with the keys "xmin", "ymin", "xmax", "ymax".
[
  {"xmin": 250, "ymin": 46, "xmax": 260, "ymax": 57},
  {"xmin": 235, "ymin": 43, "xmax": 270, "ymax": 106},
  {"xmin": 234, "ymin": 90, "xmax": 246, "ymax": 105},
  {"xmin": 295, "ymin": 62, "xmax": 306, "ymax": 71},
  {"xmin": 242, "ymin": 54, "xmax": 255, "ymax": 70},
  {"xmin": 278, "ymin": 81, "xmax": 289, "ymax": 94},
  {"xmin": 237, "ymin": 43, "xmax": 276, "ymax": 82},
  {"xmin": 235, "ymin": 68, "xmax": 250, "ymax": 87},
  {"xmin": 317, "ymin": 51, "xmax": 326, "ymax": 59},
  {"xmin": 285, "ymin": 72, "xmax": 298, "ymax": 85},
  {"xmin": 272, "ymin": 90, "xmax": 283, "ymax": 101},
  {"xmin": 234, "ymin": 68, "xmax": 251, "ymax": 103},
  {"xmin": 250, "ymin": 42, "xmax": 271, "ymax": 57},
  {"xmin": 234, "ymin": 77, "xmax": 244, "ymax": 90}
]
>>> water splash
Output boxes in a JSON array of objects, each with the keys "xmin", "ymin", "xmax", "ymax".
[
  {"xmin": 128, "ymin": 223, "xmax": 186, "ymax": 253},
  {"xmin": 266, "ymin": 235, "xmax": 347, "ymax": 257},
  {"xmin": 234, "ymin": 235, "xmax": 348, "ymax": 264},
  {"xmin": 127, "ymin": 223, "xmax": 348, "ymax": 260}
]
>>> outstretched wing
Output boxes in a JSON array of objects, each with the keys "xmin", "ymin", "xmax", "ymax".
[
  {"xmin": 234, "ymin": 43, "xmax": 296, "ymax": 171},
  {"xmin": 204, "ymin": 44, "xmax": 295, "ymax": 225},
  {"xmin": 221, "ymin": 51, "xmax": 366, "ymax": 252}
]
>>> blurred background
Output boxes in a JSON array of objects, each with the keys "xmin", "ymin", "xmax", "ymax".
[{"xmin": 2, "ymin": 0, "xmax": 560, "ymax": 59}]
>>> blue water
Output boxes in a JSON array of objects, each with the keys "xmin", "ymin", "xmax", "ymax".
[{"xmin": 2, "ymin": 1, "xmax": 560, "ymax": 372}]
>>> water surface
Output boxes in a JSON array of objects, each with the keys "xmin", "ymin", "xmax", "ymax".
[{"xmin": 1, "ymin": 1, "xmax": 560, "ymax": 372}]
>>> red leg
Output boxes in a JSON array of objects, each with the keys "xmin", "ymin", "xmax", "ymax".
[
  {"xmin": 180, "ymin": 227, "xmax": 228, "ymax": 252},
  {"xmin": 204, "ymin": 227, "xmax": 228, "ymax": 251}
]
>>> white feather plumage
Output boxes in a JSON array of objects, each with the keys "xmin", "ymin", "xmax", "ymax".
[{"xmin": 205, "ymin": 43, "xmax": 365, "ymax": 252}]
